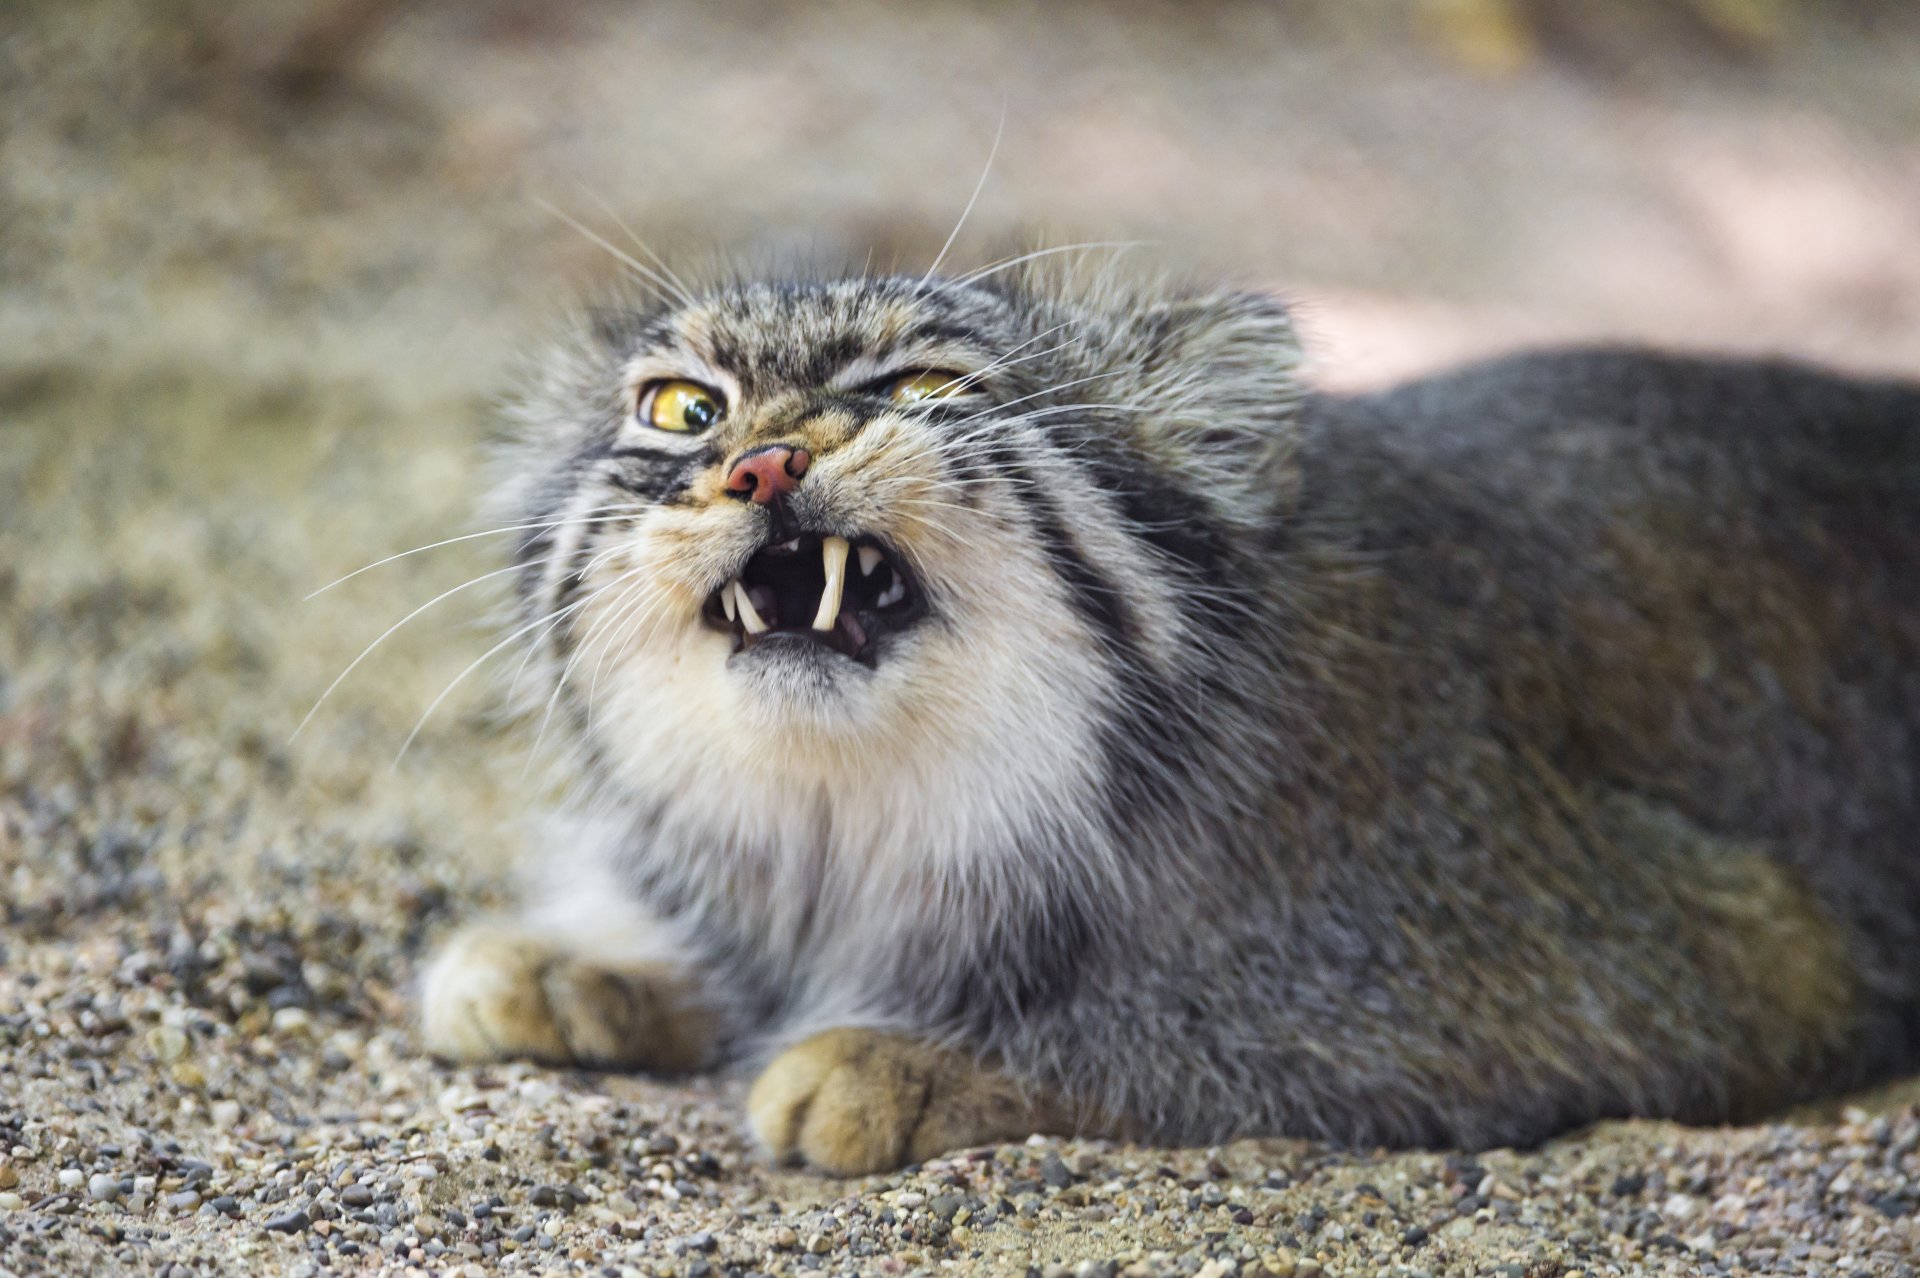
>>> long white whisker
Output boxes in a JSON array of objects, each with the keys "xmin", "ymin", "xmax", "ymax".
[
  {"xmin": 923, "ymin": 102, "xmax": 1005, "ymax": 283},
  {"xmin": 303, "ymin": 503, "xmax": 647, "ymax": 600},
  {"xmin": 535, "ymin": 197, "xmax": 689, "ymax": 304},
  {"xmin": 574, "ymin": 183, "xmax": 697, "ymax": 308},
  {"xmin": 389, "ymin": 569, "xmax": 646, "ymax": 769},
  {"xmin": 954, "ymin": 241, "xmax": 1148, "ymax": 287},
  {"xmin": 291, "ymin": 556, "xmax": 552, "ymax": 744}
]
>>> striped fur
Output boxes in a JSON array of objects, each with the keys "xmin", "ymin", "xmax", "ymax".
[{"xmin": 433, "ymin": 263, "xmax": 1920, "ymax": 1154}]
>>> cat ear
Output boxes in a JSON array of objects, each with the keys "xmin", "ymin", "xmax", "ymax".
[{"xmin": 1119, "ymin": 290, "xmax": 1304, "ymax": 518}]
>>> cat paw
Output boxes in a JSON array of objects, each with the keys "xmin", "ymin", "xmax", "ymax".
[
  {"xmin": 747, "ymin": 1028, "xmax": 1057, "ymax": 1175},
  {"xmin": 420, "ymin": 926, "xmax": 708, "ymax": 1072}
]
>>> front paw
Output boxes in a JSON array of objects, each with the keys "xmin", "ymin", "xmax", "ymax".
[
  {"xmin": 747, "ymin": 1028, "xmax": 1058, "ymax": 1175},
  {"xmin": 420, "ymin": 926, "xmax": 708, "ymax": 1072}
]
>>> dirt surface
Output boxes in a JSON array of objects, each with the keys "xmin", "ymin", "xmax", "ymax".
[{"xmin": 3, "ymin": 4, "xmax": 1920, "ymax": 1275}]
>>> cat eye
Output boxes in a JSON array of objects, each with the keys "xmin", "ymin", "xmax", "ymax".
[
  {"xmin": 888, "ymin": 370, "xmax": 971, "ymax": 404},
  {"xmin": 640, "ymin": 379, "xmax": 725, "ymax": 433}
]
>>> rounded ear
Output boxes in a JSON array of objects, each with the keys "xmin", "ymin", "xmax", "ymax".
[{"xmin": 1121, "ymin": 290, "xmax": 1304, "ymax": 518}]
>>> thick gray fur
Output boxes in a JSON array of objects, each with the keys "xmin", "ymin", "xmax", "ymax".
[{"xmin": 493, "ymin": 264, "xmax": 1920, "ymax": 1149}]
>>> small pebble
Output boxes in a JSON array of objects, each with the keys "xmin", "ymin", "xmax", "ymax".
[
  {"xmin": 88, "ymin": 1172, "xmax": 122, "ymax": 1201},
  {"xmin": 263, "ymin": 1209, "xmax": 310, "ymax": 1233}
]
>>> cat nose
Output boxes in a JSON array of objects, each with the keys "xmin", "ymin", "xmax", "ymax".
[{"xmin": 725, "ymin": 444, "xmax": 810, "ymax": 504}]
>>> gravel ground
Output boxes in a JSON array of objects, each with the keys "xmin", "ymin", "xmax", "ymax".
[{"xmin": 4, "ymin": 4, "xmax": 1920, "ymax": 1275}]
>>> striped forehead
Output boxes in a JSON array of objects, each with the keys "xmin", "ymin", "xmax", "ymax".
[{"xmin": 662, "ymin": 280, "xmax": 1003, "ymax": 394}]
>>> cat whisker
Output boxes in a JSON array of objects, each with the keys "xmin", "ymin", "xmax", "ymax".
[
  {"xmin": 292, "ymin": 555, "xmax": 557, "ymax": 745},
  {"xmin": 389, "ymin": 563, "xmax": 650, "ymax": 769},
  {"xmin": 952, "ymin": 241, "xmax": 1150, "ymax": 288},
  {"xmin": 921, "ymin": 101, "xmax": 1005, "ymax": 284},
  {"xmin": 574, "ymin": 183, "xmax": 698, "ymax": 309},
  {"xmin": 304, "ymin": 503, "xmax": 648, "ymax": 600},
  {"xmin": 535, "ymin": 197, "xmax": 692, "ymax": 308}
]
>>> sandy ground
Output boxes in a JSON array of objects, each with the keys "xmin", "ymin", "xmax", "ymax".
[{"xmin": 3, "ymin": 3, "xmax": 1920, "ymax": 1274}]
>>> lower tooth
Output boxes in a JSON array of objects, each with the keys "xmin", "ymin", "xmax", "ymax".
[
  {"xmin": 734, "ymin": 581, "xmax": 768, "ymax": 634},
  {"xmin": 876, "ymin": 581, "xmax": 905, "ymax": 608}
]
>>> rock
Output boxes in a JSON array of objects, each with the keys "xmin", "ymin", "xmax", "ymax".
[
  {"xmin": 0, "ymin": 1165, "xmax": 17, "ymax": 1189},
  {"xmin": 340, "ymin": 1184, "xmax": 374, "ymax": 1207},
  {"xmin": 57, "ymin": 1168, "xmax": 85, "ymax": 1190},
  {"xmin": 1040, "ymin": 1153, "xmax": 1076, "ymax": 1189},
  {"xmin": 166, "ymin": 1190, "xmax": 201, "ymax": 1211},
  {"xmin": 148, "ymin": 1025, "xmax": 190, "ymax": 1062},
  {"xmin": 1663, "ymin": 1193, "xmax": 1700, "ymax": 1221},
  {"xmin": 0, "ymin": 1193, "xmax": 23, "ymax": 1211},
  {"xmin": 88, "ymin": 1172, "xmax": 122, "ymax": 1201},
  {"xmin": 263, "ymin": 1209, "xmax": 311, "ymax": 1233}
]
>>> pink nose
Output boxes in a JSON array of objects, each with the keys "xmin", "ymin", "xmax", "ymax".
[{"xmin": 725, "ymin": 444, "xmax": 809, "ymax": 504}]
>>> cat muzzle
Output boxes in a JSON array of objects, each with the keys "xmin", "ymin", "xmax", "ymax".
[{"xmin": 701, "ymin": 531, "xmax": 922, "ymax": 666}]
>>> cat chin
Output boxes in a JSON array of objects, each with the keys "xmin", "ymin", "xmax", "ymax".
[
  {"xmin": 721, "ymin": 634, "xmax": 888, "ymax": 733},
  {"xmin": 729, "ymin": 633, "xmax": 875, "ymax": 684}
]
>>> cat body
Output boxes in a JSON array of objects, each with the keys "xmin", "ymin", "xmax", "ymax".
[{"xmin": 422, "ymin": 267, "xmax": 1920, "ymax": 1170}]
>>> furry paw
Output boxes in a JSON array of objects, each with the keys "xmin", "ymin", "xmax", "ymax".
[
  {"xmin": 420, "ymin": 926, "xmax": 708, "ymax": 1072},
  {"xmin": 748, "ymin": 1028, "xmax": 1059, "ymax": 1175}
]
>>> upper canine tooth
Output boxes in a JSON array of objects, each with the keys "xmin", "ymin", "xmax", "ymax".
[
  {"xmin": 734, "ymin": 580, "xmax": 767, "ymax": 634},
  {"xmin": 857, "ymin": 545, "xmax": 883, "ymax": 577},
  {"xmin": 814, "ymin": 535, "xmax": 849, "ymax": 631},
  {"xmin": 721, "ymin": 580, "xmax": 738, "ymax": 622}
]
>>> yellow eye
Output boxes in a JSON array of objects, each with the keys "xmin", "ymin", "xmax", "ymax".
[
  {"xmin": 643, "ymin": 380, "xmax": 724, "ymax": 433},
  {"xmin": 889, "ymin": 370, "xmax": 969, "ymax": 404}
]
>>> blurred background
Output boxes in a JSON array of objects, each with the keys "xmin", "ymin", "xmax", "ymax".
[
  {"xmin": 3, "ymin": 3, "xmax": 1920, "ymax": 1271},
  {"xmin": 9, "ymin": 0, "xmax": 1920, "ymax": 402}
]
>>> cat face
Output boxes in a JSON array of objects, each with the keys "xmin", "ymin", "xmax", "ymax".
[{"xmin": 502, "ymin": 270, "xmax": 1300, "ymax": 822}]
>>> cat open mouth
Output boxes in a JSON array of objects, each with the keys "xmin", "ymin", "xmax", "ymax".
[{"xmin": 701, "ymin": 532, "xmax": 923, "ymax": 665}]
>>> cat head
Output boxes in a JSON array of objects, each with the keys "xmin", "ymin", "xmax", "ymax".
[{"xmin": 500, "ymin": 264, "xmax": 1302, "ymax": 827}]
